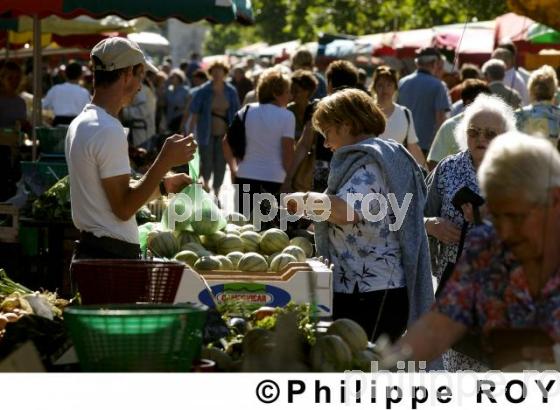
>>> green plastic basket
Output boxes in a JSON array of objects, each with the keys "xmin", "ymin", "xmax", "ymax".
[
  {"xmin": 36, "ymin": 126, "xmax": 68, "ymax": 154},
  {"xmin": 64, "ymin": 304, "xmax": 207, "ymax": 372}
]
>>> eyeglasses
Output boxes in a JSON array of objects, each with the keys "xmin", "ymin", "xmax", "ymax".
[{"xmin": 466, "ymin": 127, "xmax": 499, "ymax": 141}]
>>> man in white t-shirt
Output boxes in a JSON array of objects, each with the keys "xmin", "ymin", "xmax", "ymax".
[
  {"xmin": 66, "ymin": 37, "xmax": 197, "ymax": 259},
  {"xmin": 42, "ymin": 62, "xmax": 91, "ymax": 126}
]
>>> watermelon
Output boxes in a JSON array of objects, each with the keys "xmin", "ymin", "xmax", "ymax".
[
  {"xmin": 225, "ymin": 211, "xmax": 249, "ymax": 226},
  {"xmin": 147, "ymin": 230, "xmax": 180, "ymax": 258},
  {"xmin": 217, "ymin": 234, "xmax": 245, "ymax": 255},
  {"xmin": 226, "ymin": 251, "xmax": 245, "ymax": 269},
  {"xmin": 269, "ymin": 253, "xmax": 297, "ymax": 272},
  {"xmin": 259, "ymin": 228, "xmax": 290, "ymax": 255},
  {"xmin": 174, "ymin": 250, "xmax": 198, "ymax": 267},
  {"xmin": 290, "ymin": 237, "xmax": 314, "ymax": 258},
  {"xmin": 194, "ymin": 255, "xmax": 223, "ymax": 271},
  {"xmin": 311, "ymin": 335, "xmax": 352, "ymax": 372},
  {"xmin": 215, "ymin": 255, "xmax": 235, "ymax": 270},
  {"xmin": 240, "ymin": 231, "xmax": 261, "ymax": 253},
  {"xmin": 282, "ymin": 245, "xmax": 307, "ymax": 262},
  {"xmin": 238, "ymin": 252, "xmax": 268, "ymax": 272}
]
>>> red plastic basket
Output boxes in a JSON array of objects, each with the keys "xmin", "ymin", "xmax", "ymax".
[{"xmin": 71, "ymin": 259, "xmax": 185, "ymax": 305}]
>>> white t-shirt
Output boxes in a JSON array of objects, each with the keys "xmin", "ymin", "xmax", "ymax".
[
  {"xmin": 65, "ymin": 104, "xmax": 138, "ymax": 244},
  {"xmin": 236, "ymin": 103, "xmax": 295, "ymax": 183},
  {"xmin": 378, "ymin": 104, "xmax": 419, "ymax": 145},
  {"xmin": 42, "ymin": 82, "xmax": 91, "ymax": 117}
]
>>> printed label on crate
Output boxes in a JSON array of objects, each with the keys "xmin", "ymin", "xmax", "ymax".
[{"xmin": 198, "ymin": 283, "xmax": 291, "ymax": 308}]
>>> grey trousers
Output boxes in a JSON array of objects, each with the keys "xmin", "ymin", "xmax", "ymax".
[{"xmin": 199, "ymin": 135, "xmax": 226, "ymax": 191}]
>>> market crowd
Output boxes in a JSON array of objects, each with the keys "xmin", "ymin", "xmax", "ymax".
[{"xmin": 2, "ymin": 36, "xmax": 560, "ymax": 372}]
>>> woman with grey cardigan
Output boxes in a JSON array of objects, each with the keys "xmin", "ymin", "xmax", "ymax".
[{"xmin": 284, "ymin": 89, "xmax": 440, "ymax": 368}]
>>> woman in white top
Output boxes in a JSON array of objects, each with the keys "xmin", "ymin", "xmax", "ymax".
[
  {"xmin": 224, "ymin": 68, "xmax": 295, "ymax": 219},
  {"xmin": 372, "ymin": 66, "xmax": 426, "ymax": 167}
]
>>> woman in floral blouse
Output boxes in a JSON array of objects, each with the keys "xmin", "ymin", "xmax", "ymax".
[
  {"xmin": 284, "ymin": 89, "xmax": 435, "ymax": 348},
  {"xmin": 424, "ymin": 94, "xmax": 516, "ymax": 371},
  {"xmin": 389, "ymin": 133, "xmax": 560, "ymax": 369}
]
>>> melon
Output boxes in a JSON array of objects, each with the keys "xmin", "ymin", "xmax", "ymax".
[
  {"xmin": 240, "ymin": 231, "xmax": 261, "ymax": 253},
  {"xmin": 269, "ymin": 253, "xmax": 297, "ymax": 272},
  {"xmin": 310, "ymin": 335, "xmax": 352, "ymax": 372},
  {"xmin": 290, "ymin": 237, "xmax": 314, "ymax": 258},
  {"xmin": 259, "ymin": 228, "xmax": 290, "ymax": 255},
  {"xmin": 162, "ymin": 195, "xmax": 191, "ymax": 231},
  {"xmin": 173, "ymin": 250, "xmax": 198, "ymax": 267},
  {"xmin": 352, "ymin": 349, "xmax": 380, "ymax": 372},
  {"xmin": 282, "ymin": 245, "xmax": 307, "ymax": 262},
  {"xmin": 200, "ymin": 231, "xmax": 226, "ymax": 252},
  {"xmin": 225, "ymin": 223, "xmax": 242, "ymax": 235},
  {"xmin": 215, "ymin": 255, "xmax": 234, "ymax": 270},
  {"xmin": 194, "ymin": 255, "xmax": 223, "ymax": 271},
  {"xmin": 238, "ymin": 252, "xmax": 268, "ymax": 272},
  {"xmin": 147, "ymin": 230, "xmax": 180, "ymax": 258},
  {"xmin": 266, "ymin": 252, "xmax": 280, "ymax": 265},
  {"xmin": 139, "ymin": 222, "xmax": 157, "ymax": 254},
  {"xmin": 225, "ymin": 211, "xmax": 249, "ymax": 226},
  {"xmin": 326, "ymin": 318, "xmax": 369, "ymax": 353},
  {"xmin": 177, "ymin": 231, "xmax": 201, "ymax": 248},
  {"xmin": 217, "ymin": 234, "xmax": 245, "ymax": 255},
  {"xmin": 182, "ymin": 242, "xmax": 212, "ymax": 257},
  {"xmin": 190, "ymin": 207, "xmax": 223, "ymax": 235},
  {"xmin": 240, "ymin": 224, "xmax": 256, "ymax": 233},
  {"xmin": 226, "ymin": 251, "xmax": 245, "ymax": 269}
]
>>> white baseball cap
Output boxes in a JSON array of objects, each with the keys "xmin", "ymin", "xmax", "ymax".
[{"xmin": 91, "ymin": 37, "xmax": 158, "ymax": 73}]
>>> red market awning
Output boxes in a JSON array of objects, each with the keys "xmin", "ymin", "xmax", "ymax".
[{"xmin": 0, "ymin": 0, "xmax": 237, "ymax": 24}]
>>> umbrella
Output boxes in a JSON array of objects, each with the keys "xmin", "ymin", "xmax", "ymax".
[
  {"xmin": 527, "ymin": 23, "xmax": 560, "ymax": 44},
  {"xmin": 127, "ymin": 32, "xmax": 170, "ymax": 54},
  {"xmin": 0, "ymin": 0, "xmax": 242, "ymax": 159}
]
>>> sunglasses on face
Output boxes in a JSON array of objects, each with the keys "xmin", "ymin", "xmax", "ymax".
[{"xmin": 467, "ymin": 127, "xmax": 499, "ymax": 141}]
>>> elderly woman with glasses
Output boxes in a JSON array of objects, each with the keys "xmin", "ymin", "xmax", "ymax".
[
  {"xmin": 382, "ymin": 133, "xmax": 560, "ymax": 371},
  {"xmin": 424, "ymin": 93, "xmax": 517, "ymax": 371}
]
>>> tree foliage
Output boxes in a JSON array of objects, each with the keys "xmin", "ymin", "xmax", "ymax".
[{"xmin": 203, "ymin": 0, "xmax": 509, "ymax": 54}]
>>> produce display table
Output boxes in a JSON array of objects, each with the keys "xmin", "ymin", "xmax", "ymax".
[{"xmin": 18, "ymin": 217, "xmax": 78, "ymax": 295}]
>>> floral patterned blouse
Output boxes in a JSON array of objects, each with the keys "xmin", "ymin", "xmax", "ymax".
[
  {"xmin": 434, "ymin": 223, "xmax": 560, "ymax": 342},
  {"xmin": 328, "ymin": 162, "xmax": 406, "ymax": 294},
  {"xmin": 425, "ymin": 150, "xmax": 480, "ymax": 280}
]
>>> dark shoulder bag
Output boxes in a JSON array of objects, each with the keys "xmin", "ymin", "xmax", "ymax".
[
  {"xmin": 403, "ymin": 106, "xmax": 411, "ymax": 148},
  {"xmin": 225, "ymin": 105, "xmax": 250, "ymax": 161}
]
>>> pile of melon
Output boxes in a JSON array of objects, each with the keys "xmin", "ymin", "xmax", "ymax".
[{"xmin": 141, "ymin": 211, "xmax": 314, "ymax": 273}]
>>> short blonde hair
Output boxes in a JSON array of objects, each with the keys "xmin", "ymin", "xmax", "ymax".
[
  {"xmin": 454, "ymin": 93, "xmax": 517, "ymax": 150},
  {"xmin": 312, "ymin": 88, "xmax": 386, "ymax": 137},
  {"xmin": 256, "ymin": 68, "xmax": 290, "ymax": 104},
  {"xmin": 479, "ymin": 132, "xmax": 560, "ymax": 204},
  {"xmin": 528, "ymin": 65, "xmax": 558, "ymax": 102}
]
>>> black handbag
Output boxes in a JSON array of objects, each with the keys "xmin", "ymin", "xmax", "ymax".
[{"xmin": 225, "ymin": 105, "xmax": 250, "ymax": 161}]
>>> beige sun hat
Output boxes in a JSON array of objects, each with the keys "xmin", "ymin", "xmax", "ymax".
[{"xmin": 91, "ymin": 37, "xmax": 158, "ymax": 73}]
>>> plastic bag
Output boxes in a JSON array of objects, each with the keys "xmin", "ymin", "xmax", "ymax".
[{"xmin": 163, "ymin": 183, "xmax": 226, "ymax": 235}]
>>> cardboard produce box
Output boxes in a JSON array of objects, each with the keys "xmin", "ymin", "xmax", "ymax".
[{"xmin": 174, "ymin": 259, "xmax": 333, "ymax": 317}]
